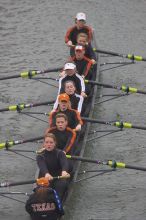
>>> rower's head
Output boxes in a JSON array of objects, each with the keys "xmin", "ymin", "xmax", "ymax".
[
  {"xmin": 75, "ymin": 45, "xmax": 85, "ymax": 60},
  {"xmin": 75, "ymin": 12, "xmax": 86, "ymax": 29},
  {"xmin": 43, "ymin": 133, "xmax": 57, "ymax": 151},
  {"xmin": 64, "ymin": 62, "xmax": 76, "ymax": 76},
  {"xmin": 58, "ymin": 93, "xmax": 70, "ymax": 111},
  {"xmin": 77, "ymin": 33, "xmax": 89, "ymax": 46},
  {"xmin": 55, "ymin": 113, "xmax": 68, "ymax": 131},
  {"xmin": 64, "ymin": 80, "xmax": 76, "ymax": 95}
]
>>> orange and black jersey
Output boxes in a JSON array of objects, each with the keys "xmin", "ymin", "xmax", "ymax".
[
  {"xmin": 65, "ymin": 25, "xmax": 93, "ymax": 45},
  {"xmin": 49, "ymin": 109, "xmax": 83, "ymax": 130},
  {"xmin": 58, "ymin": 73, "xmax": 85, "ymax": 95},
  {"xmin": 70, "ymin": 55, "xmax": 93, "ymax": 78},
  {"xmin": 46, "ymin": 126, "xmax": 76, "ymax": 154}
]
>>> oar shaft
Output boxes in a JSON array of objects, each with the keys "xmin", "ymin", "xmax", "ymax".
[
  {"xmin": 0, "ymin": 136, "xmax": 44, "ymax": 150},
  {"xmin": 81, "ymin": 117, "xmax": 107, "ymax": 125},
  {"xmin": 66, "ymin": 155, "xmax": 99, "ymax": 164},
  {"xmin": 0, "ymin": 67, "xmax": 62, "ymax": 81},
  {"xmin": 85, "ymin": 80, "xmax": 146, "ymax": 95},
  {"xmin": 66, "ymin": 155, "xmax": 146, "ymax": 172},
  {"xmin": 0, "ymin": 176, "xmax": 70, "ymax": 187},
  {"xmin": 94, "ymin": 49, "xmax": 146, "ymax": 61},
  {"xmin": 0, "ymin": 100, "xmax": 55, "ymax": 113}
]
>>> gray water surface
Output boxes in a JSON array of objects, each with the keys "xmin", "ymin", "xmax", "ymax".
[{"xmin": 0, "ymin": 0, "xmax": 146, "ymax": 220}]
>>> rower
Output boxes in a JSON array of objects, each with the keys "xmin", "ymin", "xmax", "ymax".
[
  {"xmin": 70, "ymin": 32, "xmax": 96, "ymax": 63},
  {"xmin": 36, "ymin": 133, "xmax": 70, "ymax": 201},
  {"xmin": 65, "ymin": 12, "xmax": 93, "ymax": 49},
  {"xmin": 70, "ymin": 45, "xmax": 94, "ymax": 80},
  {"xmin": 59, "ymin": 62, "xmax": 86, "ymax": 97},
  {"xmin": 45, "ymin": 113, "xmax": 76, "ymax": 154},
  {"xmin": 25, "ymin": 177, "xmax": 64, "ymax": 220},
  {"xmin": 49, "ymin": 93, "xmax": 83, "ymax": 132},
  {"xmin": 53, "ymin": 80, "xmax": 84, "ymax": 113}
]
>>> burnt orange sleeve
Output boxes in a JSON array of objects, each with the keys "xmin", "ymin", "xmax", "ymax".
[
  {"xmin": 65, "ymin": 26, "xmax": 76, "ymax": 43},
  {"xmin": 64, "ymin": 128, "xmax": 77, "ymax": 153},
  {"xmin": 83, "ymin": 56, "xmax": 93, "ymax": 77},
  {"xmin": 75, "ymin": 109, "xmax": 83, "ymax": 125}
]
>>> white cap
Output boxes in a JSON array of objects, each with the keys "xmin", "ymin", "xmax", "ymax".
[
  {"xmin": 75, "ymin": 45, "xmax": 84, "ymax": 51},
  {"xmin": 64, "ymin": 62, "xmax": 76, "ymax": 70},
  {"xmin": 76, "ymin": 12, "xmax": 86, "ymax": 21}
]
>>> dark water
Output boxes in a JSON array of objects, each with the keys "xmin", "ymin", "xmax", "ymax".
[{"xmin": 0, "ymin": 0, "xmax": 146, "ymax": 219}]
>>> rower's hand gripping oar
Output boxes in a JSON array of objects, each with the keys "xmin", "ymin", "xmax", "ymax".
[
  {"xmin": 66, "ymin": 155, "xmax": 146, "ymax": 172},
  {"xmin": 0, "ymin": 67, "xmax": 62, "ymax": 81},
  {"xmin": 85, "ymin": 80, "xmax": 146, "ymax": 95},
  {"xmin": 0, "ymin": 176, "xmax": 70, "ymax": 188},
  {"xmin": 93, "ymin": 48, "xmax": 146, "ymax": 62}
]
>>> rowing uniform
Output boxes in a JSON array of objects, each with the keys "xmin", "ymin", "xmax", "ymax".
[
  {"xmin": 46, "ymin": 126, "xmax": 76, "ymax": 154},
  {"xmin": 65, "ymin": 25, "xmax": 93, "ymax": 45},
  {"xmin": 70, "ymin": 55, "xmax": 93, "ymax": 79},
  {"xmin": 25, "ymin": 186, "xmax": 64, "ymax": 220},
  {"xmin": 37, "ymin": 149, "xmax": 69, "ymax": 200},
  {"xmin": 53, "ymin": 93, "xmax": 84, "ymax": 113},
  {"xmin": 49, "ymin": 108, "xmax": 83, "ymax": 130},
  {"xmin": 58, "ymin": 73, "xmax": 85, "ymax": 95}
]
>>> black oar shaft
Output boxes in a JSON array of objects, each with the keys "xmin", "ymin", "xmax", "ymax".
[
  {"xmin": 85, "ymin": 80, "xmax": 146, "ymax": 95},
  {"xmin": 66, "ymin": 155, "xmax": 146, "ymax": 172},
  {"xmin": 125, "ymin": 165, "xmax": 146, "ymax": 171},
  {"xmin": 82, "ymin": 117, "xmax": 107, "ymax": 125},
  {"xmin": 0, "ymin": 136, "xmax": 44, "ymax": 150},
  {"xmin": 0, "ymin": 67, "xmax": 62, "ymax": 81},
  {"xmin": 67, "ymin": 155, "xmax": 99, "ymax": 164},
  {"xmin": 0, "ymin": 176, "xmax": 70, "ymax": 187},
  {"xmin": 0, "ymin": 100, "xmax": 55, "ymax": 113},
  {"xmin": 94, "ymin": 49, "xmax": 146, "ymax": 61}
]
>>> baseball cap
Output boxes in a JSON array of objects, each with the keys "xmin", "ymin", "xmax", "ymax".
[
  {"xmin": 76, "ymin": 12, "xmax": 86, "ymax": 21},
  {"xmin": 36, "ymin": 177, "xmax": 49, "ymax": 187},
  {"xmin": 58, "ymin": 93, "xmax": 70, "ymax": 102},
  {"xmin": 75, "ymin": 45, "xmax": 85, "ymax": 51},
  {"xmin": 64, "ymin": 62, "xmax": 76, "ymax": 70}
]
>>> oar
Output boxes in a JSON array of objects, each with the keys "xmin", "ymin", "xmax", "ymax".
[
  {"xmin": 85, "ymin": 80, "xmax": 146, "ymax": 95},
  {"xmin": 82, "ymin": 117, "xmax": 146, "ymax": 131},
  {"xmin": 93, "ymin": 48, "xmax": 146, "ymax": 62},
  {"xmin": 0, "ymin": 176, "xmax": 70, "ymax": 188},
  {"xmin": 0, "ymin": 136, "xmax": 44, "ymax": 150},
  {"xmin": 0, "ymin": 100, "xmax": 55, "ymax": 113},
  {"xmin": 66, "ymin": 155, "xmax": 146, "ymax": 172},
  {"xmin": 0, "ymin": 67, "xmax": 62, "ymax": 81}
]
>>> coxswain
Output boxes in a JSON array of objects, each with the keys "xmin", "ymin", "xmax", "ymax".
[
  {"xmin": 45, "ymin": 113, "xmax": 76, "ymax": 154},
  {"xmin": 59, "ymin": 62, "xmax": 86, "ymax": 97},
  {"xmin": 49, "ymin": 93, "xmax": 83, "ymax": 132},
  {"xmin": 25, "ymin": 177, "xmax": 64, "ymax": 220},
  {"xmin": 36, "ymin": 133, "xmax": 70, "ymax": 200},
  {"xmin": 65, "ymin": 12, "xmax": 93, "ymax": 47},
  {"xmin": 70, "ymin": 32, "xmax": 96, "ymax": 63},
  {"xmin": 53, "ymin": 80, "xmax": 84, "ymax": 113}
]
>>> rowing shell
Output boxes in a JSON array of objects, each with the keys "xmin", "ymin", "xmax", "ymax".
[{"xmin": 34, "ymin": 31, "xmax": 101, "ymax": 219}]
